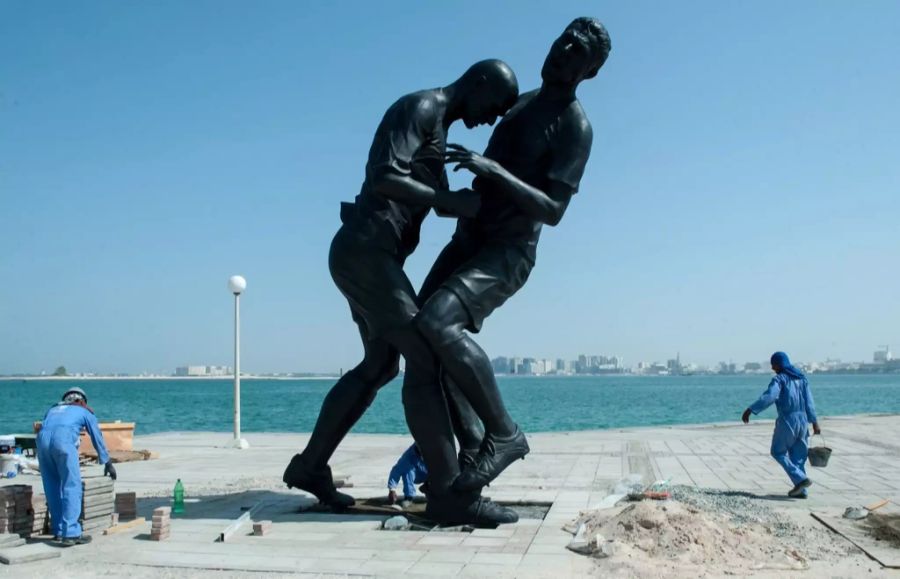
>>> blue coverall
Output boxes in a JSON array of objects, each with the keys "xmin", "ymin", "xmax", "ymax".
[
  {"xmin": 387, "ymin": 445, "xmax": 428, "ymax": 499},
  {"xmin": 36, "ymin": 404, "xmax": 110, "ymax": 538},
  {"xmin": 749, "ymin": 373, "xmax": 818, "ymax": 492}
]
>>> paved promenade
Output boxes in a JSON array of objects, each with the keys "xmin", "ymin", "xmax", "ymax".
[{"xmin": 2, "ymin": 414, "xmax": 899, "ymax": 577}]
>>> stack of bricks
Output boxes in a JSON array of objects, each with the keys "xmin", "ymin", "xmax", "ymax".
[
  {"xmin": 0, "ymin": 485, "xmax": 35, "ymax": 537},
  {"xmin": 115, "ymin": 492, "xmax": 137, "ymax": 521},
  {"xmin": 29, "ymin": 493, "xmax": 49, "ymax": 535},
  {"xmin": 252, "ymin": 520, "xmax": 272, "ymax": 537},
  {"xmin": 80, "ymin": 475, "xmax": 115, "ymax": 535},
  {"xmin": 150, "ymin": 506, "xmax": 170, "ymax": 541}
]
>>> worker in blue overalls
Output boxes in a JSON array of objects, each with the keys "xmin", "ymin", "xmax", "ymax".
[
  {"xmin": 742, "ymin": 352, "xmax": 820, "ymax": 498},
  {"xmin": 37, "ymin": 387, "xmax": 117, "ymax": 545},
  {"xmin": 387, "ymin": 444, "xmax": 428, "ymax": 507}
]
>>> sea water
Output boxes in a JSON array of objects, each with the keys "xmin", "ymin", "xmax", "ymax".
[{"xmin": 2, "ymin": 374, "xmax": 899, "ymax": 435}]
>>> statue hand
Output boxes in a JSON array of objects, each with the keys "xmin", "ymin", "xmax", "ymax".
[{"xmin": 445, "ymin": 143, "xmax": 500, "ymax": 178}]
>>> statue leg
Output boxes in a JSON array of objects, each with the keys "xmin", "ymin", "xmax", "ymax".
[
  {"xmin": 284, "ymin": 316, "xmax": 398, "ymax": 508},
  {"xmin": 302, "ymin": 323, "xmax": 399, "ymax": 469},
  {"xmin": 416, "ymin": 288, "xmax": 529, "ymax": 491},
  {"xmin": 382, "ymin": 326, "xmax": 459, "ymax": 496},
  {"xmin": 417, "ymin": 237, "xmax": 486, "ymax": 465},
  {"xmin": 417, "ymin": 289, "xmax": 515, "ymax": 437},
  {"xmin": 444, "ymin": 373, "xmax": 484, "ymax": 469},
  {"xmin": 385, "ymin": 325, "xmax": 518, "ymax": 526}
]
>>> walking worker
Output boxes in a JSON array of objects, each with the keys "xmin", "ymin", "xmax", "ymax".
[
  {"xmin": 37, "ymin": 387, "xmax": 117, "ymax": 545},
  {"xmin": 387, "ymin": 444, "xmax": 428, "ymax": 506},
  {"xmin": 742, "ymin": 352, "xmax": 820, "ymax": 498}
]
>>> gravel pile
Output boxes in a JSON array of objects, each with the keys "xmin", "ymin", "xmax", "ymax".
[
  {"xmin": 568, "ymin": 484, "xmax": 853, "ymax": 577},
  {"xmin": 670, "ymin": 485, "xmax": 799, "ymax": 537}
]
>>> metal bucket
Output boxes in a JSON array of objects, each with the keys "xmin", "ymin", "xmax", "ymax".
[
  {"xmin": 808, "ymin": 434, "xmax": 831, "ymax": 467},
  {"xmin": 0, "ymin": 454, "xmax": 17, "ymax": 478}
]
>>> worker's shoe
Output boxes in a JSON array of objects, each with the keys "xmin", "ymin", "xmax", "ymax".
[
  {"xmin": 788, "ymin": 478, "xmax": 812, "ymax": 498},
  {"xmin": 453, "ymin": 427, "xmax": 529, "ymax": 492},
  {"xmin": 425, "ymin": 490, "xmax": 518, "ymax": 527},
  {"xmin": 283, "ymin": 453, "xmax": 355, "ymax": 509},
  {"xmin": 61, "ymin": 535, "xmax": 92, "ymax": 547}
]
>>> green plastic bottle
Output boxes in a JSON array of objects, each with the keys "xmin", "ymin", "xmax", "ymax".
[{"xmin": 173, "ymin": 478, "xmax": 185, "ymax": 514}]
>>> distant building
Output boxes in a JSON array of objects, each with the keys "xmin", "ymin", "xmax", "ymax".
[
  {"xmin": 875, "ymin": 346, "xmax": 892, "ymax": 364},
  {"xmin": 175, "ymin": 365, "xmax": 232, "ymax": 377},
  {"xmin": 717, "ymin": 362, "xmax": 737, "ymax": 375},
  {"xmin": 666, "ymin": 353, "xmax": 683, "ymax": 375},
  {"xmin": 491, "ymin": 357, "xmax": 511, "ymax": 374}
]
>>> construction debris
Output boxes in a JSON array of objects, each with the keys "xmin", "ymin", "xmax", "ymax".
[
  {"xmin": 103, "ymin": 517, "xmax": 146, "ymax": 535},
  {"xmin": 115, "ymin": 492, "xmax": 137, "ymax": 520},
  {"xmin": 0, "ymin": 489, "xmax": 60, "ymax": 566},
  {"xmin": 81, "ymin": 476, "xmax": 115, "ymax": 535},
  {"xmin": 0, "ymin": 485, "xmax": 45, "ymax": 536},
  {"xmin": 0, "ymin": 534, "xmax": 25, "ymax": 549},
  {"xmin": 217, "ymin": 502, "xmax": 265, "ymax": 542},
  {"xmin": 568, "ymin": 485, "xmax": 851, "ymax": 576},
  {"xmin": 82, "ymin": 449, "xmax": 159, "ymax": 463},
  {"xmin": 382, "ymin": 515, "xmax": 409, "ymax": 531},
  {"xmin": 150, "ymin": 506, "xmax": 171, "ymax": 541},
  {"xmin": 252, "ymin": 521, "xmax": 272, "ymax": 536},
  {"xmin": 0, "ymin": 543, "xmax": 61, "ymax": 565}
]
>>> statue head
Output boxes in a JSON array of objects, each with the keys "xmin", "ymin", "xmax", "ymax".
[
  {"xmin": 456, "ymin": 59, "xmax": 519, "ymax": 128},
  {"xmin": 541, "ymin": 17, "xmax": 611, "ymax": 86}
]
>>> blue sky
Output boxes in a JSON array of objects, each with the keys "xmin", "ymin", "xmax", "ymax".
[{"xmin": 1, "ymin": 1, "xmax": 898, "ymax": 374}]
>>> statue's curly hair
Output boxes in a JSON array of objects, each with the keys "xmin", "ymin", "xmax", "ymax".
[{"xmin": 568, "ymin": 17, "xmax": 611, "ymax": 79}]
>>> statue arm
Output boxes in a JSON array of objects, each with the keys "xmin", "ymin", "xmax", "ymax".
[
  {"xmin": 373, "ymin": 172, "xmax": 441, "ymax": 207},
  {"xmin": 481, "ymin": 162, "xmax": 573, "ymax": 226},
  {"xmin": 373, "ymin": 173, "xmax": 479, "ymax": 218},
  {"xmin": 444, "ymin": 144, "xmax": 573, "ymax": 225}
]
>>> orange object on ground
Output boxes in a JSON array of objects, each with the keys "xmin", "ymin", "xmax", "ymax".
[{"xmin": 33, "ymin": 421, "xmax": 135, "ymax": 454}]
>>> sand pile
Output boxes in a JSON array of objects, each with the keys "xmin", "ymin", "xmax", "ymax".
[{"xmin": 568, "ymin": 486, "xmax": 850, "ymax": 576}]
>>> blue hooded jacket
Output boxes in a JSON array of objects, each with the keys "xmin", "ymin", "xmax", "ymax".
[{"xmin": 749, "ymin": 351, "xmax": 818, "ymax": 424}]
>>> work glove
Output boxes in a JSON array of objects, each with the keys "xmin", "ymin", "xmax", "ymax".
[
  {"xmin": 387, "ymin": 489, "xmax": 398, "ymax": 505},
  {"xmin": 104, "ymin": 461, "xmax": 117, "ymax": 480},
  {"xmin": 741, "ymin": 408, "xmax": 752, "ymax": 424}
]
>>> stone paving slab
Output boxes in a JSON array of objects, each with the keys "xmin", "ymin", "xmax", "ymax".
[{"xmin": 1, "ymin": 413, "xmax": 898, "ymax": 577}]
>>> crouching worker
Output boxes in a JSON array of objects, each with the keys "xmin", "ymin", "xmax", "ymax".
[
  {"xmin": 37, "ymin": 387, "xmax": 117, "ymax": 546},
  {"xmin": 742, "ymin": 352, "xmax": 820, "ymax": 498},
  {"xmin": 387, "ymin": 444, "xmax": 428, "ymax": 507}
]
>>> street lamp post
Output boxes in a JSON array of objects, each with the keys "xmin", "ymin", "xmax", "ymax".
[{"xmin": 228, "ymin": 275, "xmax": 249, "ymax": 449}]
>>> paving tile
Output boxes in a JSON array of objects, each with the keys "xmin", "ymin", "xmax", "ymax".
[
  {"xmin": 419, "ymin": 549, "xmax": 477, "ymax": 564},
  {"xmin": 459, "ymin": 563, "xmax": 519, "ymax": 577},
  {"xmin": 406, "ymin": 561, "xmax": 465, "ymax": 576},
  {"xmin": 417, "ymin": 534, "xmax": 466, "ymax": 546},
  {"xmin": 460, "ymin": 536, "xmax": 508, "ymax": 548},
  {"xmin": 358, "ymin": 558, "xmax": 416, "ymax": 574},
  {"xmin": 470, "ymin": 552, "xmax": 523, "ymax": 566}
]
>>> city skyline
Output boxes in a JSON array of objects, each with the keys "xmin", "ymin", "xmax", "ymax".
[{"xmin": 2, "ymin": 345, "xmax": 894, "ymax": 378}]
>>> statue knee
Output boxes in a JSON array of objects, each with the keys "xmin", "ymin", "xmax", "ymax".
[
  {"xmin": 415, "ymin": 310, "xmax": 454, "ymax": 347},
  {"xmin": 355, "ymin": 352, "xmax": 399, "ymax": 386},
  {"xmin": 376, "ymin": 358, "xmax": 400, "ymax": 386}
]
